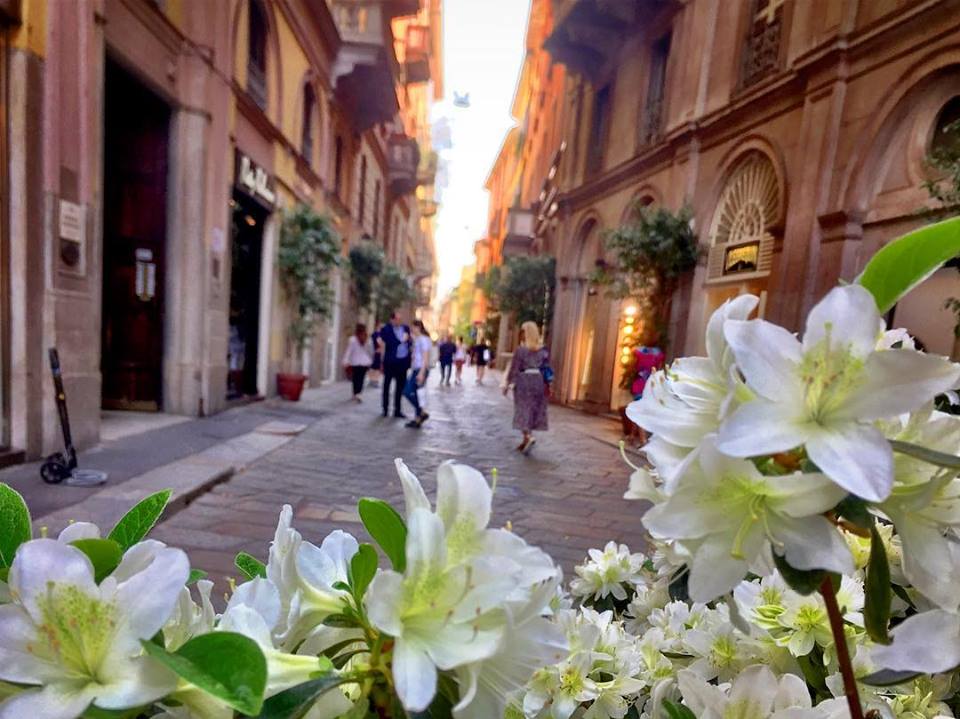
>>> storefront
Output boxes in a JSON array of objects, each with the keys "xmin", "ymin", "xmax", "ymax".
[{"xmin": 227, "ymin": 151, "xmax": 275, "ymax": 400}]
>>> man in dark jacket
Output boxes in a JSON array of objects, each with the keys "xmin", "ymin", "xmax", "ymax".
[
  {"xmin": 437, "ymin": 333, "xmax": 456, "ymax": 386},
  {"xmin": 377, "ymin": 312, "xmax": 411, "ymax": 418}
]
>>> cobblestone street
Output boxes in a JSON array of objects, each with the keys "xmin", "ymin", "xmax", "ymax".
[{"xmin": 151, "ymin": 372, "xmax": 648, "ymax": 593}]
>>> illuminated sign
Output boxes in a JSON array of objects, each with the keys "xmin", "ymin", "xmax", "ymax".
[{"xmin": 723, "ymin": 241, "xmax": 760, "ymax": 275}]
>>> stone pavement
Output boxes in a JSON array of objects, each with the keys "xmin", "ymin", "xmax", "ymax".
[{"xmin": 151, "ymin": 371, "xmax": 649, "ymax": 595}]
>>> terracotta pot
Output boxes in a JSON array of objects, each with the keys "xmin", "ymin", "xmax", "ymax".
[{"xmin": 277, "ymin": 373, "xmax": 307, "ymax": 401}]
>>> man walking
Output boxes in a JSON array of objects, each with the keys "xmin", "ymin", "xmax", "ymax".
[
  {"xmin": 437, "ymin": 333, "xmax": 456, "ymax": 386},
  {"xmin": 377, "ymin": 311, "xmax": 411, "ymax": 418}
]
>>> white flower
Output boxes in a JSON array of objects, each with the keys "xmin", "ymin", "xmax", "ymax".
[
  {"xmin": 164, "ymin": 579, "xmax": 216, "ymax": 652},
  {"xmin": 871, "ymin": 608, "xmax": 960, "ymax": 674},
  {"xmin": 642, "ymin": 440, "xmax": 852, "ymax": 601},
  {"xmin": 571, "ymin": 542, "xmax": 646, "ymax": 602},
  {"xmin": 0, "ymin": 538, "xmax": 188, "ymax": 719},
  {"xmin": 717, "ymin": 285, "xmax": 960, "ymax": 502},
  {"xmin": 524, "ymin": 652, "xmax": 599, "ymax": 719},
  {"xmin": 677, "ymin": 664, "xmax": 820, "ymax": 719}
]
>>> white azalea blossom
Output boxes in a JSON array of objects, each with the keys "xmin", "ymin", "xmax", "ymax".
[
  {"xmin": 717, "ymin": 284, "xmax": 960, "ymax": 502},
  {"xmin": 571, "ymin": 542, "xmax": 647, "ymax": 602},
  {"xmin": 0, "ymin": 538, "xmax": 188, "ymax": 719},
  {"xmin": 677, "ymin": 664, "xmax": 820, "ymax": 719}
]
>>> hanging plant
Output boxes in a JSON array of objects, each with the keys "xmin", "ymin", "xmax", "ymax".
[{"xmin": 348, "ymin": 239, "xmax": 385, "ymax": 317}]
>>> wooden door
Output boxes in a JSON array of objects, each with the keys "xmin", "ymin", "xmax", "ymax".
[{"xmin": 101, "ymin": 62, "xmax": 170, "ymax": 411}]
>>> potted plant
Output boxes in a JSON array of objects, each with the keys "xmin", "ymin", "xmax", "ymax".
[{"xmin": 276, "ymin": 203, "xmax": 341, "ymax": 400}]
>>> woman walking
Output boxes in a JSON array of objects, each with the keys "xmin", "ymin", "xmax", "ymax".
[
  {"xmin": 453, "ymin": 336, "xmax": 467, "ymax": 385},
  {"xmin": 503, "ymin": 321, "xmax": 551, "ymax": 453},
  {"xmin": 343, "ymin": 323, "xmax": 373, "ymax": 402},
  {"xmin": 403, "ymin": 320, "xmax": 433, "ymax": 428},
  {"xmin": 471, "ymin": 334, "xmax": 490, "ymax": 385}
]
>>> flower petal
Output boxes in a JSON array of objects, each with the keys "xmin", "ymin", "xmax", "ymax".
[
  {"xmin": 9, "ymin": 540, "xmax": 96, "ymax": 623},
  {"xmin": 0, "ymin": 682, "xmax": 98, "ymax": 719},
  {"xmin": 56, "ymin": 522, "xmax": 101, "ymax": 544},
  {"xmin": 225, "ymin": 577, "xmax": 282, "ymax": 631},
  {"xmin": 803, "ymin": 285, "xmax": 883, "ymax": 358},
  {"xmin": 115, "ymin": 544, "xmax": 190, "ymax": 640},
  {"xmin": 706, "ymin": 294, "xmax": 759, "ymax": 368},
  {"xmin": 887, "ymin": 508, "xmax": 960, "ymax": 611},
  {"xmin": 365, "ymin": 570, "xmax": 404, "ymax": 637},
  {"xmin": 724, "ymin": 319, "xmax": 804, "ymax": 402},
  {"xmin": 805, "ymin": 423, "xmax": 893, "ymax": 502},
  {"xmin": 395, "ymin": 459, "xmax": 431, "ymax": 516},
  {"xmin": 406, "ymin": 508, "xmax": 447, "ymax": 575},
  {"xmin": 0, "ymin": 605, "xmax": 63, "ymax": 684},
  {"xmin": 716, "ymin": 400, "xmax": 808, "ymax": 458},
  {"xmin": 729, "ymin": 664, "xmax": 777, "ymax": 710},
  {"xmin": 771, "ymin": 516, "xmax": 854, "ymax": 575},
  {"xmin": 424, "ymin": 620, "xmax": 503, "ymax": 669},
  {"xmin": 393, "ymin": 637, "xmax": 437, "ymax": 712},
  {"xmin": 95, "ymin": 655, "xmax": 178, "ymax": 710},
  {"xmin": 687, "ymin": 532, "xmax": 754, "ymax": 602},
  {"xmin": 871, "ymin": 609, "xmax": 960, "ymax": 673},
  {"xmin": 435, "ymin": 462, "xmax": 492, "ymax": 538}
]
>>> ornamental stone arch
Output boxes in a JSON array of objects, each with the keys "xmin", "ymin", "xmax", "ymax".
[
  {"xmin": 619, "ymin": 185, "xmax": 662, "ymax": 226},
  {"xmin": 563, "ymin": 212, "xmax": 604, "ymax": 279}
]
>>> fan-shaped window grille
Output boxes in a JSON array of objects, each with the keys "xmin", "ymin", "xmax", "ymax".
[{"xmin": 707, "ymin": 151, "xmax": 781, "ymax": 283}]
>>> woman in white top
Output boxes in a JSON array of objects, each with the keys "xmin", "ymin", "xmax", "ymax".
[
  {"xmin": 343, "ymin": 323, "xmax": 373, "ymax": 402},
  {"xmin": 453, "ymin": 336, "xmax": 467, "ymax": 385},
  {"xmin": 402, "ymin": 320, "xmax": 434, "ymax": 428}
]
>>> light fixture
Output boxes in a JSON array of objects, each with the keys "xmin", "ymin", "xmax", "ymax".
[
  {"xmin": 245, "ymin": 215, "xmax": 257, "ymax": 227},
  {"xmin": 624, "ymin": 316, "xmax": 635, "ymax": 325},
  {"xmin": 624, "ymin": 305, "xmax": 638, "ymax": 317},
  {"xmin": 623, "ymin": 325, "xmax": 633, "ymax": 335},
  {"xmin": 620, "ymin": 356, "xmax": 630, "ymax": 366}
]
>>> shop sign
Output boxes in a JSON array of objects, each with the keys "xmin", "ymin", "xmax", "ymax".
[
  {"xmin": 58, "ymin": 199, "xmax": 86, "ymax": 274},
  {"xmin": 235, "ymin": 151, "xmax": 276, "ymax": 207}
]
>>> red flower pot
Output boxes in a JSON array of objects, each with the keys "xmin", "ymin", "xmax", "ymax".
[{"xmin": 277, "ymin": 373, "xmax": 307, "ymax": 401}]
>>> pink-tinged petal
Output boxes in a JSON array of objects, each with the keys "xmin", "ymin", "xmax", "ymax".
[
  {"xmin": 716, "ymin": 400, "xmax": 808, "ymax": 458},
  {"xmin": 114, "ymin": 545, "xmax": 189, "ymax": 640},
  {"xmin": 9, "ymin": 540, "xmax": 96, "ymax": 624},
  {"xmin": 724, "ymin": 319, "xmax": 804, "ymax": 402},
  {"xmin": 840, "ymin": 349, "xmax": 960, "ymax": 421},
  {"xmin": 872, "ymin": 610, "xmax": 960, "ymax": 673},
  {"xmin": 0, "ymin": 605, "xmax": 62, "ymax": 684},
  {"xmin": 805, "ymin": 423, "xmax": 893, "ymax": 502},
  {"xmin": 803, "ymin": 285, "xmax": 883, "ymax": 358},
  {"xmin": 393, "ymin": 637, "xmax": 437, "ymax": 712},
  {"xmin": 771, "ymin": 516, "xmax": 854, "ymax": 575},
  {"xmin": 0, "ymin": 682, "xmax": 98, "ymax": 719}
]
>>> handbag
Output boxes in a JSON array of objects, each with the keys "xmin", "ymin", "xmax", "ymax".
[{"xmin": 540, "ymin": 365, "xmax": 554, "ymax": 384}]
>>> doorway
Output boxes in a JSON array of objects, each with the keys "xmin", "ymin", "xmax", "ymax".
[
  {"xmin": 227, "ymin": 193, "xmax": 267, "ymax": 399},
  {"xmin": 101, "ymin": 60, "xmax": 170, "ymax": 411}
]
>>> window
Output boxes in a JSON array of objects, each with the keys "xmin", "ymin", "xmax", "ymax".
[
  {"xmin": 301, "ymin": 84, "xmax": 315, "ymax": 163},
  {"xmin": 586, "ymin": 84, "xmax": 612, "ymax": 176},
  {"xmin": 373, "ymin": 179, "xmax": 382, "ymax": 238},
  {"xmin": 640, "ymin": 33, "xmax": 671, "ymax": 145},
  {"xmin": 247, "ymin": 0, "xmax": 268, "ymax": 110},
  {"xmin": 357, "ymin": 155, "xmax": 368, "ymax": 225},
  {"xmin": 931, "ymin": 96, "xmax": 960, "ymax": 156},
  {"xmin": 740, "ymin": 0, "xmax": 784, "ymax": 89},
  {"xmin": 334, "ymin": 136, "xmax": 344, "ymax": 198}
]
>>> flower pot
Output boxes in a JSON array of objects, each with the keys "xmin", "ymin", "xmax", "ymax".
[{"xmin": 277, "ymin": 373, "xmax": 307, "ymax": 401}]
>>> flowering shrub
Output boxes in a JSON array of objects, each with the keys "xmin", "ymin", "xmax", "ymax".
[{"xmin": 1, "ymin": 216, "xmax": 960, "ymax": 719}]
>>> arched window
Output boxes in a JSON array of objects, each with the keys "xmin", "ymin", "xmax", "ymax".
[
  {"xmin": 247, "ymin": 0, "xmax": 268, "ymax": 110},
  {"xmin": 301, "ymin": 84, "xmax": 315, "ymax": 162},
  {"xmin": 707, "ymin": 150, "xmax": 781, "ymax": 281},
  {"xmin": 931, "ymin": 96, "xmax": 960, "ymax": 156}
]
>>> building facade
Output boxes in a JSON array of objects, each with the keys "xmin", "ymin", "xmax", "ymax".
[
  {"xmin": 478, "ymin": 0, "xmax": 960, "ymax": 415},
  {"xmin": 0, "ymin": 0, "xmax": 441, "ymax": 462}
]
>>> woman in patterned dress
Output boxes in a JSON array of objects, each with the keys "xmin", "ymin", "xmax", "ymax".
[{"xmin": 503, "ymin": 321, "xmax": 551, "ymax": 453}]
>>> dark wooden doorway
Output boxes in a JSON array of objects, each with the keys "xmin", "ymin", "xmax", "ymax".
[
  {"xmin": 101, "ymin": 60, "xmax": 170, "ymax": 411},
  {"xmin": 227, "ymin": 193, "xmax": 267, "ymax": 399}
]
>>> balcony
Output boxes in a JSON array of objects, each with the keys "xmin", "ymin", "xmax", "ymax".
[
  {"xmin": 639, "ymin": 94, "xmax": 664, "ymax": 145},
  {"xmin": 388, "ymin": 133, "xmax": 420, "ymax": 196},
  {"xmin": 331, "ymin": 1, "xmax": 400, "ymax": 132},
  {"xmin": 418, "ymin": 149, "xmax": 438, "ymax": 186},
  {"xmin": 403, "ymin": 24, "xmax": 431, "ymax": 84},
  {"xmin": 503, "ymin": 207, "xmax": 535, "ymax": 257}
]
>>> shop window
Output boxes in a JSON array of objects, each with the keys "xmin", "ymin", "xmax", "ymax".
[
  {"xmin": 247, "ymin": 0, "xmax": 268, "ymax": 110},
  {"xmin": 640, "ymin": 33, "xmax": 671, "ymax": 145},
  {"xmin": 706, "ymin": 151, "xmax": 781, "ymax": 283},
  {"xmin": 740, "ymin": 0, "xmax": 784, "ymax": 89},
  {"xmin": 931, "ymin": 96, "xmax": 960, "ymax": 156},
  {"xmin": 301, "ymin": 84, "xmax": 315, "ymax": 163},
  {"xmin": 586, "ymin": 84, "xmax": 611, "ymax": 176}
]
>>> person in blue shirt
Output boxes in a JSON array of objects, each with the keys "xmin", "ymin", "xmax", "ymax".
[{"xmin": 376, "ymin": 312, "xmax": 411, "ymax": 418}]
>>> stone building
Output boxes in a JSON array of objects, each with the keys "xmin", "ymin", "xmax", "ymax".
[
  {"xmin": 0, "ymin": 0, "xmax": 442, "ymax": 463},
  {"xmin": 479, "ymin": 0, "xmax": 960, "ymax": 415}
]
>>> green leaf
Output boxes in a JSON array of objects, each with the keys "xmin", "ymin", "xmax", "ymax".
[
  {"xmin": 864, "ymin": 525, "xmax": 892, "ymax": 645},
  {"xmin": 357, "ymin": 498, "xmax": 407, "ymax": 572},
  {"xmin": 890, "ymin": 439, "xmax": 960, "ymax": 469},
  {"xmin": 856, "ymin": 215, "xmax": 960, "ymax": 313},
  {"xmin": 772, "ymin": 551, "xmax": 826, "ymax": 596},
  {"xmin": 860, "ymin": 668, "xmax": 923, "ymax": 687},
  {"xmin": 321, "ymin": 638, "xmax": 365, "ymax": 659},
  {"xmin": 661, "ymin": 700, "xmax": 696, "ymax": 719},
  {"xmin": 188, "ymin": 569, "xmax": 208, "ymax": 585},
  {"xmin": 834, "ymin": 495, "xmax": 874, "ymax": 530},
  {"xmin": 81, "ymin": 706, "xmax": 150, "ymax": 719},
  {"xmin": 322, "ymin": 613, "xmax": 361, "ymax": 629},
  {"xmin": 254, "ymin": 666, "xmax": 353, "ymax": 719},
  {"xmin": 0, "ymin": 483, "xmax": 31, "ymax": 568},
  {"xmin": 235, "ymin": 551, "xmax": 267, "ymax": 580},
  {"xmin": 70, "ymin": 538, "xmax": 123, "ymax": 584},
  {"xmin": 142, "ymin": 632, "xmax": 267, "ymax": 716},
  {"xmin": 107, "ymin": 489, "xmax": 172, "ymax": 551},
  {"xmin": 349, "ymin": 544, "xmax": 378, "ymax": 600},
  {"xmin": 0, "ymin": 567, "xmax": 7, "ymax": 583}
]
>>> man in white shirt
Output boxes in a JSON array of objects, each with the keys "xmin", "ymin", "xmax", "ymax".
[{"xmin": 402, "ymin": 320, "xmax": 433, "ymax": 428}]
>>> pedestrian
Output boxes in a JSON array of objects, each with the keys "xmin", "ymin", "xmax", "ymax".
[
  {"xmin": 453, "ymin": 336, "xmax": 467, "ymax": 385},
  {"xmin": 377, "ymin": 311, "xmax": 411, "ymax": 418},
  {"xmin": 503, "ymin": 321, "xmax": 551, "ymax": 453},
  {"xmin": 368, "ymin": 327, "xmax": 382, "ymax": 388},
  {"xmin": 470, "ymin": 333, "xmax": 490, "ymax": 385},
  {"xmin": 343, "ymin": 323, "xmax": 373, "ymax": 402},
  {"xmin": 437, "ymin": 332, "xmax": 456, "ymax": 386},
  {"xmin": 403, "ymin": 320, "xmax": 433, "ymax": 428}
]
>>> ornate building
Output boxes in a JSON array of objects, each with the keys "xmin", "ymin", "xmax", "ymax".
[{"xmin": 479, "ymin": 0, "xmax": 960, "ymax": 415}]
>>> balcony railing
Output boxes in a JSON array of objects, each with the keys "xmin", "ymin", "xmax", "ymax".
[{"xmin": 388, "ymin": 134, "xmax": 420, "ymax": 196}]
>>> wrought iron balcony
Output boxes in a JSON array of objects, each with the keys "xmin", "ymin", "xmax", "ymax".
[
  {"xmin": 545, "ymin": 0, "xmax": 639, "ymax": 79},
  {"xmin": 388, "ymin": 134, "xmax": 420, "ymax": 196}
]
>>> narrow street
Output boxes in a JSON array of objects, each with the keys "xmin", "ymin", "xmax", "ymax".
[{"xmin": 148, "ymin": 373, "xmax": 646, "ymax": 591}]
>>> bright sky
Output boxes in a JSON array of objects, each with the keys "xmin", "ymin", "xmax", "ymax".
[{"xmin": 431, "ymin": 0, "xmax": 531, "ymax": 298}]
